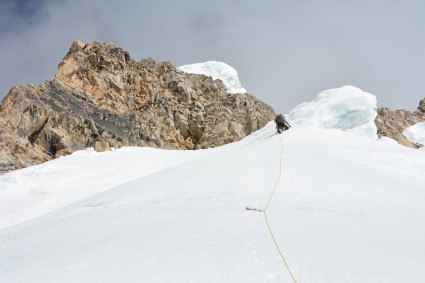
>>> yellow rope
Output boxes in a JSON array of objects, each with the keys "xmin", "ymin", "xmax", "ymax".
[{"xmin": 263, "ymin": 138, "xmax": 298, "ymax": 283}]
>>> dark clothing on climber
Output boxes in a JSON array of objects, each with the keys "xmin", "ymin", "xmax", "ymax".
[{"xmin": 275, "ymin": 114, "xmax": 291, "ymax": 133}]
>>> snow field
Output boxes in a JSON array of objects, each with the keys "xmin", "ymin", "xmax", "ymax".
[
  {"xmin": 1, "ymin": 126, "xmax": 424, "ymax": 282},
  {"xmin": 0, "ymin": 131, "xmax": 294, "ymax": 282},
  {"xmin": 1, "ymin": 84, "xmax": 425, "ymax": 282}
]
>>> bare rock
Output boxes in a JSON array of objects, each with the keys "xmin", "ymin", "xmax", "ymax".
[
  {"xmin": 0, "ymin": 40, "xmax": 275, "ymax": 173},
  {"xmin": 375, "ymin": 99, "xmax": 425, "ymax": 148}
]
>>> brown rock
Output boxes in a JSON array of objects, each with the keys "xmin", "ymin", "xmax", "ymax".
[
  {"xmin": 0, "ymin": 40, "xmax": 276, "ymax": 174},
  {"xmin": 375, "ymin": 99, "xmax": 425, "ymax": 148}
]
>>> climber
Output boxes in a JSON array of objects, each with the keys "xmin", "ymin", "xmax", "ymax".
[{"xmin": 275, "ymin": 114, "xmax": 291, "ymax": 133}]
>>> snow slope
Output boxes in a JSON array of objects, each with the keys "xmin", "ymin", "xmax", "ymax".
[
  {"xmin": 0, "ymin": 128, "xmax": 271, "ymax": 231},
  {"xmin": 288, "ymin": 86, "xmax": 378, "ymax": 139},
  {"xmin": 178, "ymin": 61, "xmax": 247, "ymax": 94},
  {"xmin": 1, "ymin": 124, "xmax": 425, "ymax": 282},
  {"xmin": 403, "ymin": 122, "xmax": 425, "ymax": 146}
]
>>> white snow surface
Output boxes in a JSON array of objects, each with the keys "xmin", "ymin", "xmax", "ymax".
[
  {"xmin": 287, "ymin": 85, "xmax": 378, "ymax": 139},
  {"xmin": 378, "ymin": 136, "xmax": 399, "ymax": 144},
  {"xmin": 1, "ymin": 125, "xmax": 425, "ymax": 282},
  {"xmin": 403, "ymin": 122, "xmax": 425, "ymax": 146},
  {"xmin": 178, "ymin": 61, "xmax": 247, "ymax": 94}
]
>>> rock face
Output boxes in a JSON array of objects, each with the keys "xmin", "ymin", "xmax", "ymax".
[
  {"xmin": 375, "ymin": 99, "xmax": 425, "ymax": 148},
  {"xmin": 0, "ymin": 40, "xmax": 275, "ymax": 173}
]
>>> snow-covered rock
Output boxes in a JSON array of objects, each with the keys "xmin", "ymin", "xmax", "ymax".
[
  {"xmin": 287, "ymin": 85, "xmax": 378, "ymax": 139},
  {"xmin": 178, "ymin": 61, "xmax": 247, "ymax": 94},
  {"xmin": 402, "ymin": 122, "xmax": 425, "ymax": 146}
]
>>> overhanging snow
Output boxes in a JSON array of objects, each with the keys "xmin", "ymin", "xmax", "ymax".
[{"xmin": 287, "ymin": 85, "xmax": 378, "ymax": 139}]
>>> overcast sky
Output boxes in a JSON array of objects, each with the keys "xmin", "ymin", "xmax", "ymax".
[{"xmin": 0, "ymin": 0, "xmax": 424, "ymax": 113}]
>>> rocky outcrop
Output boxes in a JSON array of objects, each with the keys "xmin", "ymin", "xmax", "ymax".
[
  {"xmin": 0, "ymin": 40, "xmax": 275, "ymax": 173},
  {"xmin": 375, "ymin": 98, "xmax": 425, "ymax": 148}
]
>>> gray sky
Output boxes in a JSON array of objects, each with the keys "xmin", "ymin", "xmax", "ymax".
[{"xmin": 0, "ymin": 0, "xmax": 424, "ymax": 113}]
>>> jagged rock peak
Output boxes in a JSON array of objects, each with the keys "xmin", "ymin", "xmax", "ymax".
[{"xmin": 0, "ymin": 40, "xmax": 276, "ymax": 173}]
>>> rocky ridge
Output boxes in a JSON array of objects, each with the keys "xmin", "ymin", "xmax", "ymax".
[
  {"xmin": 0, "ymin": 40, "xmax": 275, "ymax": 173},
  {"xmin": 375, "ymin": 99, "xmax": 425, "ymax": 148}
]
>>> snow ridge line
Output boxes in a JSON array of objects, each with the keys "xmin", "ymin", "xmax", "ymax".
[{"xmin": 263, "ymin": 137, "xmax": 298, "ymax": 283}]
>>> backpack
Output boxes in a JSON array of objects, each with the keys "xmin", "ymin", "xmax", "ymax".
[{"xmin": 275, "ymin": 114, "xmax": 284, "ymax": 124}]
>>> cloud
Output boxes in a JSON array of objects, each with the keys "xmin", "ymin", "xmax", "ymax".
[
  {"xmin": 0, "ymin": 0, "xmax": 47, "ymax": 35},
  {"xmin": 0, "ymin": 0, "xmax": 424, "ymax": 113}
]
